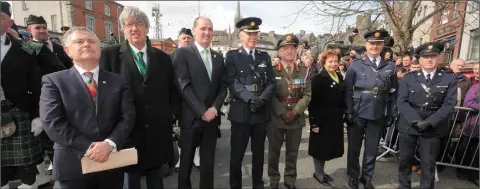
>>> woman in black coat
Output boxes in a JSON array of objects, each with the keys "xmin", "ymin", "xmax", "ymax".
[{"xmin": 308, "ymin": 49, "xmax": 346, "ymax": 186}]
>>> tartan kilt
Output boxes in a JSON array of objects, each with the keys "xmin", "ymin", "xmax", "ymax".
[{"xmin": 1, "ymin": 99, "xmax": 43, "ymax": 167}]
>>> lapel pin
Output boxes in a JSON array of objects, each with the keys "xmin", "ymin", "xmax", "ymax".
[
  {"xmin": 439, "ymin": 73, "xmax": 442, "ymax": 76},
  {"xmin": 102, "ymin": 81, "xmax": 106, "ymax": 84},
  {"xmin": 417, "ymin": 73, "xmax": 421, "ymax": 76}
]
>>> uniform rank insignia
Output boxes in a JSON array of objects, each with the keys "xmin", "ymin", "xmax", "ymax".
[
  {"xmin": 275, "ymin": 77, "xmax": 282, "ymax": 80},
  {"xmin": 258, "ymin": 62, "xmax": 267, "ymax": 68}
]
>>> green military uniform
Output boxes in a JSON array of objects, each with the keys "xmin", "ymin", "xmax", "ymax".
[{"xmin": 268, "ymin": 34, "xmax": 311, "ymax": 189}]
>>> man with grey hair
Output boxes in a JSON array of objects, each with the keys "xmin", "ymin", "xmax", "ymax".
[
  {"xmin": 449, "ymin": 59, "xmax": 471, "ymax": 105},
  {"xmin": 39, "ymin": 27, "xmax": 135, "ymax": 189},
  {"xmin": 100, "ymin": 6, "xmax": 180, "ymax": 189}
]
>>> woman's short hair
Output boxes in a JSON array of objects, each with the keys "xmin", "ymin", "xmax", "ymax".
[{"xmin": 319, "ymin": 49, "xmax": 340, "ymax": 66}]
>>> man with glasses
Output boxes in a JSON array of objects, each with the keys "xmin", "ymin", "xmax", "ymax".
[{"xmin": 100, "ymin": 6, "xmax": 180, "ymax": 189}]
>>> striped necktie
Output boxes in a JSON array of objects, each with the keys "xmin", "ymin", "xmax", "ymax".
[{"xmin": 84, "ymin": 72, "xmax": 97, "ymax": 102}]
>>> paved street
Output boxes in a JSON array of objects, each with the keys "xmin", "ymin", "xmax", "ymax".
[{"xmin": 6, "ymin": 117, "xmax": 477, "ymax": 189}]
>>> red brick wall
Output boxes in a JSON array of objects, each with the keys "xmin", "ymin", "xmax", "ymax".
[
  {"xmin": 430, "ymin": 1, "xmax": 467, "ymax": 64},
  {"xmin": 71, "ymin": 0, "xmax": 121, "ymax": 40},
  {"xmin": 151, "ymin": 40, "xmax": 176, "ymax": 54}
]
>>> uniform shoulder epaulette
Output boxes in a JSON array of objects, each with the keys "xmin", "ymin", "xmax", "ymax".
[
  {"xmin": 21, "ymin": 41, "xmax": 43, "ymax": 55},
  {"xmin": 257, "ymin": 50, "xmax": 268, "ymax": 54}
]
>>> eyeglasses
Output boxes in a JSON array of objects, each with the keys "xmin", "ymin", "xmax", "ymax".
[{"xmin": 124, "ymin": 22, "xmax": 145, "ymax": 29}]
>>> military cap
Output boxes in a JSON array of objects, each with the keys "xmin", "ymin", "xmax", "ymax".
[
  {"xmin": 414, "ymin": 42, "xmax": 444, "ymax": 57},
  {"xmin": 235, "ymin": 17, "xmax": 262, "ymax": 33},
  {"xmin": 364, "ymin": 29, "xmax": 389, "ymax": 42},
  {"xmin": 61, "ymin": 26, "xmax": 70, "ymax": 32},
  {"xmin": 276, "ymin": 34, "xmax": 299, "ymax": 50},
  {"xmin": 179, "ymin": 28, "xmax": 193, "ymax": 37},
  {"xmin": 26, "ymin": 15, "xmax": 47, "ymax": 26},
  {"xmin": 1, "ymin": 2, "xmax": 11, "ymax": 17}
]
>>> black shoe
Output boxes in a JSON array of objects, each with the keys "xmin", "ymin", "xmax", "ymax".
[
  {"xmin": 324, "ymin": 174, "xmax": 334, "ymax": 182},
  {"xmin": 284, "ymin": 183, "xmax": 297, "ymax": 189},
  {"xmin": 268, "ymin": 184, "xmax": 278, "ymax": 189},
  {"xmin": 348, "ymin": 177, "xmax": 358, "ymax": 189},
  {"xmin": 359, "ymin": 178, "xmax": 375, "ymax": 189},
  {"xmin": 313, "ymin": 173, "xmax": 332, "ymax": 187}
]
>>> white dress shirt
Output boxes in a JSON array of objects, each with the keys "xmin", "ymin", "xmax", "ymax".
[
  {"xmin": 367, "ymin": 55, "xmax": 381, "ymax": 67},
  {"xmin": 74, "ymin": 64, "xmax": 117, "ymax": 152},
  {"xmin": 129, "ymin": 42, "xmax": 148, "ymax": 71},
  {"xmin": 243, "ymin": 46, "xmax": 256, "ymax": 60},
  {"xmin": 1, "ymin": 33, "xmax": 12, "ymax": 64},
  {"xmin": 422, "ymin": 69, "xmax": 436, "ymax": 80},
  {"xmin": 195, "ymin": 41, "xmax": 213, "ymax": 71}
]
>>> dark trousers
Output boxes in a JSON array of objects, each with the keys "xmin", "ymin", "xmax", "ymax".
[
  {"xmin": 126, "ymin": 168, "xmax": 164, "ymax": 189},
  {"xmin": 230, "ymin": 122, "xmax": 267, "ymax": 189},
  {"xmin": 347, "ymin": 117, "xmax": 384, "ymax": 181},
  {"xmin": 398, "ymin": 133, "xmax": 440, "ymax": 189},
  {"xmin": 53, "ymin": 169, "xmax": 123, "ymax": 189},
  {"xmin": 267, "ymin": 127, "xmax": 302, "ymax": 186},
  {"xmin": 1, "ymin": 163, "xmax": 37, "ymax": 186},
  {"xmin": 455, "ymin": 137, "xmax": 479, "ymax": 180},
  {"xmin": 178, "ymin": 122, "xmax": 218, "ymax": 189}
]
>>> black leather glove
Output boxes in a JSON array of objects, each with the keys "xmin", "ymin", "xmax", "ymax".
[
  {"xmin": 345, "ymin": 113, "xmax": 356, "ymax": 127},
  {"xmin": 248, "ymin": 96, "xmax": 265, "ymax": 112},
  {"xmin": 411, "ymin": 120, "xmax": 431, "ymax": 132},
  {"xmin": 386, "ymin": 116, "xmax": 396, "ymax": 127}
]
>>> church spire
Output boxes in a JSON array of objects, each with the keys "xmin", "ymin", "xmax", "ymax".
[{"xmin": 234, "ymin": 1, "xmax": 242, "ymax": 23}]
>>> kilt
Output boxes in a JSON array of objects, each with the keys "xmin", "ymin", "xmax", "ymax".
[{"xmin": 1, "ymin": 99, "xmax": 43, "ymax": 167}]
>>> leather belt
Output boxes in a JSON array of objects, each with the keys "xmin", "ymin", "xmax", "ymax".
[
  {"xmin": 278, "ymin": 97, "xmax": 302, "ymax": 104},
  {"xmin": 245, "ymin": 84, "xmax": 263, "ymax": 92},
  {"xmin": 409, "ymin": 103, "xmax": 440, "ymax": 111},
  {"xmin": 354, "ymin": 87, "xmax": 386, "ymax": 95}
]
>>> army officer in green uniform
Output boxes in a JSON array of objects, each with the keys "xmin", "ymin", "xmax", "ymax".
[{"xmin": 268, "ymin": 34, "xmax": 311, "ymax": 189}]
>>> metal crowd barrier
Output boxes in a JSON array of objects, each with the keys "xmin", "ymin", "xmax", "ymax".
[{"xmin": 376, "ymin": 106, "xmax": 479, "ymax": 182}]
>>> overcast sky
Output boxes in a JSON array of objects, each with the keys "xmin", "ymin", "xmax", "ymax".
[{"xmin": 118, "ymin": 1, "xmax": 345, "ymax": 39}]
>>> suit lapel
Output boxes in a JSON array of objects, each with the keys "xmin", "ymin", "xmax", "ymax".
[
  {"xmin": 1, "ymin": 34, "xmax": 20, "ymax": 66},
  {"xmin": 376, "ymin": 58, "xmax": 388, "ymax": 70},
  {"xmin": 145, "ymin": 46, "xmax": 158, "ymax": 81},
  {"xmin": 415, "ymin": 71, "xmax": 428, "ymax": 85},
  {"xmin": 96, "ymin": 70, "xmax": 110, "ymax": 113},
  {"xmin": 119, "ymin": 41, "xmax": 144, "ymax": 81},
  {"xmin": 254, "ymin": 50, "xmax": 262, "ymax": 67},
  {"xmin": 429, "ymin": 69, "xmax": 443, "ymax": 86},
  {"xmin": 69, "ymin": 67, "xmax": 95, "ymax": 108},
  {"xmin": 190, "ymin": 45, "xmax": 210, "ymax": 82},
  {"xmin": 210, "ymin": 51, "xmax": 219, "ymax": 82}
]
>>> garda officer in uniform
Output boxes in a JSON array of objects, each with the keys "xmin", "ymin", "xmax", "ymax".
[
  {"xmin": 344, "ymin": 29, "xmax": 398, "ymax": 189},
  {"xmin": 268, "ymin": 34, "xmax": 311, "ymax": 189},
  {"xmin": 397, "ymin": 42, "xmax": 457, "ymax": 189},
  {"xmin": 226, "ymin": 17, "xmax": 276, "ymax": 189}
]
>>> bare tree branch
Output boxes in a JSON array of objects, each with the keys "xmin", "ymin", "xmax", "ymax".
[{"xmin": 412, "ymin": 2, "xmax": 450, "ymax": 31}]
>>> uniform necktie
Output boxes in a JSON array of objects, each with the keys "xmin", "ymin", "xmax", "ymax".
[
  {"xmin": 203, "ymin": 48, "xmax": 212, "ymax": 80},
  {"xmin": 426, "ymin": 73, "xmax": 431, "ymax": 85},
  {"xmin": 249, "ymin": 50, "xmax": 254, "ymax": 61},
  {"xmin": 287, "ymin": 65, "xmax": 292, "ymax": 77},
  {"xmin": 136, "ymin": 51, "xmax": 147, "ymax": 77},
  {"xmin": 84, "ymin": 72, "xmax": 97, "ymax": 103},
  {"xmin": 372, "ymin": 58, "xmax": 377, "ymax": 67}
]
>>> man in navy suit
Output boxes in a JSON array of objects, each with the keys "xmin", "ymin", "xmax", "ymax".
[{"xmin": 39, "ymin": 27, "xmax": 135, "ymax": 189}]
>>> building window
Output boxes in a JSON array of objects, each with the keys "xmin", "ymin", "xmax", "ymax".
[
  {"xmin": 104, "ymin": 5, "xmax": 111, "ymax": 16},
  {"xmin": 85, "ymin": 14, "xmax": 95, "ymax": 32},
  {"xmin": 22, "ymin": 1, "xmax": 28, "ymax": 10},
  {"xmin": 467, "ymin": 29, "xmax": 479, "ymax": 61},
  {"xmin": 50, "ymin": 15, "xmax": 57, "ymax": 31},
  {"xmin": 104, "ymin": 20, "xmax": 113, "ymax": 39},
  {"xmin": 472, "ymin": 1, "xmax": 480, "ymax": 12},
  {"xmin": 419, "ymin": 37, "xmax": 423, "ymax": 44},
  {"xmin": 85, "ymin": 1, "xmax": 93, "ymax": 10},
  {"xmin": 24, "ymin": 17, "xmax": 28, "ymax": 26}
]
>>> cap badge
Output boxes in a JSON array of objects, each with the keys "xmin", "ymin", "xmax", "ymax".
[
  {"xmin": 250, "ymin": 21, "xmax": 255, "ymax": 26},
  {"xmin": 286, "ymin": 35, "xmax": 292, "ymax": 41},
  {"xmin": 428, "ymin": 45, "xmax": 433, "ymax": 50},
  {"xmin": 374, "ymin": 32, "xmax": 380, "ymax": 38}
]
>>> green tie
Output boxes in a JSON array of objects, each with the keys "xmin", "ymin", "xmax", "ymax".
[
  {"xmin": 136, "ymin": 52, "xmax": 147, "ymax": 77},
  {"xmin": 203, "ymin": 49, "xmax": 212, "ymax": 80}
]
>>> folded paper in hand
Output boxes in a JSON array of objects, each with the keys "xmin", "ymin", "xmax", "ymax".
[{"xmin": 81, "ymin": 148, "xmax": 137, "ymax": 174}]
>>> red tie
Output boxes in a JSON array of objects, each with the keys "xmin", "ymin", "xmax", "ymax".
[{"xmin": 84, "ymin": 72, "xmax": 97, "ymax": 101}]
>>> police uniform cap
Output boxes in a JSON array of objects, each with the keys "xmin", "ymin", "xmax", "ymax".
[
  {"xmin": 61, "ymin": 26, "xmax": 70, "ymax": 32},
  {"xmin": 276, "ymin": 34, "xmax": 299, "ymax": 50},
  {"xmin": 235, "ymin": 17, "xmax": 262, "ymax": 33},
  {"xmin": 414, "ymin": 42, "xmax": 444, "ymax": 57},
  {"xmin": 179, "ymin": 28, "xmax": 193, "ymax": 37},
  {"xmin": 27, "ymin": 15, "xmax": 47, "ymax": 26},
  {"xmin": 364, "ymin": 29, "xmax": 389, "ymax": 42},
  {"xmin": 1, "ymin": 2, "xmax": 11, "ymax": 17}
]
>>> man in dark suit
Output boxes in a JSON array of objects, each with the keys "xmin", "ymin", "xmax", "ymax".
[
  {"xmin": 99, "ymin": 6, "xmax": 179, "ymax": 189},
  {"xmin": 397, "ymin": 42, "xmax": 457, "ymax": 189},
  {"xmin": 23, "ymin": 14, "xmax": 74, "ymax": 185},
  {"xmin": 173, "ymin": 16, "xmax": 227, "ymax": 189},
  {"xmin": 1, "ymin": 3, "xmax": 44, "ymax": 188},
  {"xmin": 344, "ymin": 30, "xmax": 398, "ymax": 189},
  {"xmin": 226, "ymin": 17, "xmax": 276, "ymax": 189},
  {"xmin": 39, "ymin": 27, "xmax": 135, "ymax": 189}
]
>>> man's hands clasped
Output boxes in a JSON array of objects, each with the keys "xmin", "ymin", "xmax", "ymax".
[
  {"xmin": 282, "ymin": 110, "xmax": 299, "ymax": 124},
  {"xmin": 85, "ymin": 141, "xmax": 113, "ymax": 163},
  {"xmin": 411, "ymin": 120, "xmax": 431, "ymax": 132},
  {"xmin": 202, "ymin": 107, "xmax": 217, "ymax": 122},
  {"xmin": 248, "ymin": 96, "xmax": 266, "ymax": 113}
]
